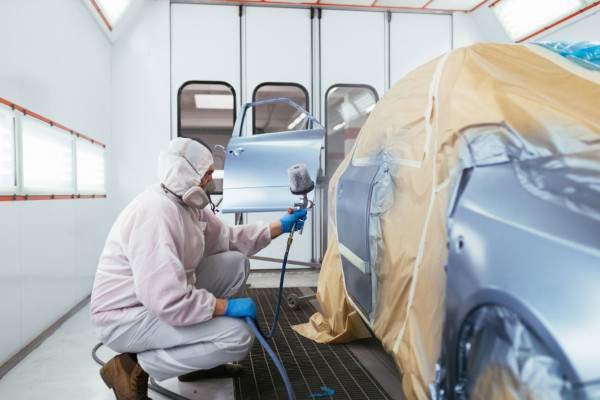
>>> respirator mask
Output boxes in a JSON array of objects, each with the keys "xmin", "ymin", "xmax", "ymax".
[{"xmin": 160, "ymin": 141, "xmax": 215, "ymax": 210}]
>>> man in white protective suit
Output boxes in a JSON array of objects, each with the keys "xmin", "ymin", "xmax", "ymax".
[{"xmin": 90, "ymin": 137, "xmax": 307, "ymax": 400}]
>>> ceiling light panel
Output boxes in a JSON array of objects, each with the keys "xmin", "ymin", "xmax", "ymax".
[
  {"xmin": 493, "ymin": 0, "xmax": 583, "ymax": 40},
  {"xmin": 428, "ymin": 0, "xmax": 484, "ymax": 10},
  {"xmin": 96, "ymin": 0, "xmax": 133, "ymax": 25}
]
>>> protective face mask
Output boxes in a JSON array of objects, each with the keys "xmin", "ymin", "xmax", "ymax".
[{"xmin": 181, "ymin": 186, "xmax": 210, "ymax": 209}]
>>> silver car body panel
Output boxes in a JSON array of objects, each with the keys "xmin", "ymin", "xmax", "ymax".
[
  {"xmin": 221, "ymin": 98, "xmax": 325, "ymax": 213},
  {"xmin": 445, "ymin": 160, "xmax": 600, "ymax": 387},
  {"xmin": 336, "ymin": 152, "xmax": 394, "ymax": 323},
  {"xmin": 336, "ymin": 162, "xmax": 379, "ymax": 318}
]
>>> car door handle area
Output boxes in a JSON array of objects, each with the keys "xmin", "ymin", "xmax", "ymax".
[{"xmin": 229, "ymin": 147, "xmax": 245, "ymax": 157}]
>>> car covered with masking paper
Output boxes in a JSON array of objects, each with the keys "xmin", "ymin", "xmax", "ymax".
[{"xmin": 291, "ymin": 42, "xmax": 600, "ymax": 400}]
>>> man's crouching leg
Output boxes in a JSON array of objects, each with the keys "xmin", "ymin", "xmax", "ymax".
[{"xmin": 137, "ymin": 317, "xmax": 254, "ymax": 383}]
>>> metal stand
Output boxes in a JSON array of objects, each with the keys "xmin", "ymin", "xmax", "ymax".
[{"xmin": 286, "ymin": 292, "xmax": 316, "ymax": 310}]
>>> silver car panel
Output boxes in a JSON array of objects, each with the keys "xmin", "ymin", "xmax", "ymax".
[
  {"xmin": 221, "ymin": 98, "xmax": 325, "ymax": 213},
  {"xmin": 446, "ymin": 161, "xmax": 600, "ymax": 386},
  {"xmin": 336, "ymin": 162, "xmax": 380, "ymax": 317}
]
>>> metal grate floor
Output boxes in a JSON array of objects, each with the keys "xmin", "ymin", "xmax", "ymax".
[{"xmin": 234, "ymin": 287, "xmax": 393, "ymax": 400}]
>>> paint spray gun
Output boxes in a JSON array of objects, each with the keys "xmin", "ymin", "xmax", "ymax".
[{"xmin": 286, "ymin": 163, "xmax": 315, "ymax": 236}]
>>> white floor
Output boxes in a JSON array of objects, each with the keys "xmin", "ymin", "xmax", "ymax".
[{"xmin": 0, "ymin": 270, "xmax": 318, "ymax": 400}]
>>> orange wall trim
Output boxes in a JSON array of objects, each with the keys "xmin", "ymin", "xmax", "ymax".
[
  {"xmin": 0, "ymin": 195, "xmax": 107, "ymax": 202},
  {"xmin": 469, "ymin": 0, "xmax": 491, "ymax": 12},
  {"xmin": 90, "ymin": 0, "xmax": 113, "ymax": 32},
  {"xmin": 0, "ymin": 96, "xmax": 106, "ymax": 148},
  {"xmin": 207, "ymin": 0, "xmax": 486, "ymax": 13}
]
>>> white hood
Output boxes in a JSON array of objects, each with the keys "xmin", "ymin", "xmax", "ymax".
[{"xmin": 157, "ymin": 138, "xmax": 214, "ymax": 196}]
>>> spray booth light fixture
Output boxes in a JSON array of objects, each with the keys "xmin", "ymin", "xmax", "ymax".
[{"xmin": 95, "ymin": 0, "xmax": 133, "ymax": 26}]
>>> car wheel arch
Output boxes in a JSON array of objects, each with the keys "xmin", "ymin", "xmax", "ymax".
[{"xmin": 445, "ymin": 288, "xmax": 579, "ymax": 392}]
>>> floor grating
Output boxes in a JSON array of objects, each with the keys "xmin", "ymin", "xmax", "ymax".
[{"xmin": 234, "ymin": 287, "xmax": 393, "ymax": 400}]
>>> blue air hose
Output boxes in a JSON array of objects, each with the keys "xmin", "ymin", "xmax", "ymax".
[
  {"xmin": 266, "ymin": 228, "xmax": 294, "ymax": 338},
  {"xmin": 245, "ymin": 317, "xmax": 295, "ymax": 400}
]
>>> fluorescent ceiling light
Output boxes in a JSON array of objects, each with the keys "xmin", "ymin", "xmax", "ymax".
[
  {"xmin": 493, "ymin": 0, "xmax": 585, "ymax": 41},
  {"xmin": 194, "ymin": 94, "xmax": 233, "ymax": 110},
  {"xmin": 96, "ymin": 0, "xmax": 133, "ymax": 26}
]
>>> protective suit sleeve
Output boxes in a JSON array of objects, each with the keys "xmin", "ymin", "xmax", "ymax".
[
  {"xmin": 127, "ymin": 203, "xmax": 216, "ymax": 326},
  {"xmin": 202, "ymin": 209, "xmax": 272, "ymax": 257}
]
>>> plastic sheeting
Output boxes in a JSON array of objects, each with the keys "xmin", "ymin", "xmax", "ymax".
[
  {"xmin": 293, "ymin": 43, "xmax": 600, "ymax": 399},
  {"xmin": 368, "ymin": 153, "xmax": 395, "ymax": 321},
  {"xmin": 461, "ymin": 306, "xmax": 572, "ymax": 400}
]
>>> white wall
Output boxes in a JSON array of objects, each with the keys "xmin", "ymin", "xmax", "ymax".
[
  {"xmin": 453, "ymin": 11, "xmax": 487, "ymax": 48},
  {"xmin": 450, "ymin": 6, "xmax": 510, "ymax": 46},
  {"xmin": 540, "ymin": 9, "xmax": 600, "ymax": 41},
  {"xmin": 111, "ymin": 0, "xmax": 171, "ymax": 212},
  {"xmin": 0, "ymin": 0, "xmax": 111, "ymax": 364}
]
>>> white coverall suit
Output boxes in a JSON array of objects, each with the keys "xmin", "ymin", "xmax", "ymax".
[{"xmin": 90, "ymin": 139, "xmax": 271, "ymax": 381}]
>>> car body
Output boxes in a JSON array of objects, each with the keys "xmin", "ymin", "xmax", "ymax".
[{"xmin": 223, "ymin": 43, "xmax": 600, "ymax": 399}]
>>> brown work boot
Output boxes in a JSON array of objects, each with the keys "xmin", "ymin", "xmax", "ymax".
[{"xmin": 100, "ymin": 353, "xmax": 152, "ymax": 400}]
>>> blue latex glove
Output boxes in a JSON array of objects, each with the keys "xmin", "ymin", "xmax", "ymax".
[
  {"xmin": 224, "ymin": 297, "xmax": 257, "ymax": 319},
  {"xmin": 280, "ymin": 208, "xmax": 308, "ymax": 233}
]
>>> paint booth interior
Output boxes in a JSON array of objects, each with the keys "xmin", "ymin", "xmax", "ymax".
[{"xmin": 1, "ymin": 1, "xmax": 599, "ymax": 399}]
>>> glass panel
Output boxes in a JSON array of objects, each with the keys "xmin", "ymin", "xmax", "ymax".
[
  {"xmin": 0, "ymin": 106, "xmax": 15, "ymax": 191},
  {"xmin": 22, "ymin": 117, "xmax": 74, "ymax": 194},
  {"xmin": 253, "ymin": 84, "xmax": 309, "ymax": 134},
  {"xmin": 77, "ymin": 139, "xmax": 106, "ymax": 194},
  {"xmin": 323, "ymin": 85, "xmax": 378, "ymax": 252},
  {"xmin": 326, "ymin": 85, "xmax": 377, "ymax": 178},
  {"xmin": 179, "ymin": 82, "xmax": 236, "ymax": 194}
]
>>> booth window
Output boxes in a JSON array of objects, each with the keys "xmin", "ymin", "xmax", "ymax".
[
  {"xmin": 325, "ymin": 84, "xmax": 378, "ymax": 179},
  {"xmin": 178, "ymin": 81, "xmax": 237, "ymax": 194},
  {"xmin": 0, "ymin": 105, "xmax": 16, "ymax": 192},
  {"xmin": 77, "ymin": 139, "xmax": 106, "ymax": 195},
  {"xmin": 492, "ymin": 0, "xmax": 596, "ymax": 42},
  {"xmin": 22, "ymin": 117, "xmax": 75, "ymax": 194},
  {"xmin": 252, "ymin": 83, "xmax": 309, "ymax": 135}
]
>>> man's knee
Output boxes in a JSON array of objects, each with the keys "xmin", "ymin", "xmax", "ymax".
[
  {"xmin": 217, "ymin": 317, "xmax": 254, "ymax": 355},
  {"xmin": 227, "ymin": 251, "xmax": 249, "ymax": 278}
]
